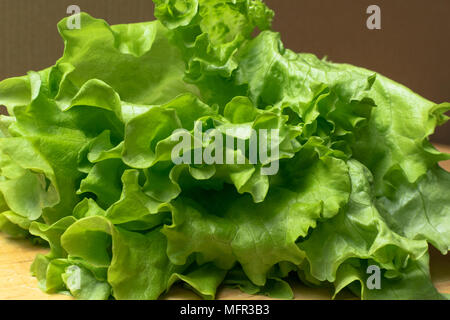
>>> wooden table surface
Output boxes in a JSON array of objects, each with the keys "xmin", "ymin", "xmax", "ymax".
[{"xmin": 0, "ymin": 145, "xmax": 449, "ymax": 300}]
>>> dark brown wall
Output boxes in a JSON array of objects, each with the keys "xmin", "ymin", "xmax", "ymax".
[{"xmin": 0, "ymin": 0, "xmax": 449, "ymax": 143}]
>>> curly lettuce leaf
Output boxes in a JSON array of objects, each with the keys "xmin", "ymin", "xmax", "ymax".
[
  {"xmin": 299, "ymin": 160, "xmax": 428, "ymax": 283},
  {"xmin": 0, "ymin": 0, "xmax": 448, "ymax": 301}
]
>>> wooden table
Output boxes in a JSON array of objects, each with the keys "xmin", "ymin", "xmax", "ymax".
[{"xmin": 0, "ymin": 145, "xmax": 449, "ymax": 300}]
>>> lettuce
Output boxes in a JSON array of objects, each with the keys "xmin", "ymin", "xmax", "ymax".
[{"xmin": 0, "ymin": 0, "xmax": 449, "ymax": 300}]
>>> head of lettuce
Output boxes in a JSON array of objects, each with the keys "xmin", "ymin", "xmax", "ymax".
[{"xmin": 0, "ymin": 0, "xmax": 449, "ymax": 300}]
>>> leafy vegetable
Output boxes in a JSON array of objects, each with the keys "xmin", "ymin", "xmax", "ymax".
[{"xmin": 0, "ymin": 0, "xmax": 448, "ymax": 300}]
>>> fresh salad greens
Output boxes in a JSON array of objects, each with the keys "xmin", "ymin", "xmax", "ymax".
[{"xmin": 0, "ymin": 0, "xmax": 449, "ymax": 300}]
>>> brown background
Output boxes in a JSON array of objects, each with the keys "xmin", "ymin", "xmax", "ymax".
[{"xmin": 0, "ymin": 0, "xmax": 449, "ymax": 143}]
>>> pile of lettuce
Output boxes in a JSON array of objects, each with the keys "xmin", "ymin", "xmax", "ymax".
[{"xmin": 0, "ymin": 0, "xmax": 449, "ymax": 300}]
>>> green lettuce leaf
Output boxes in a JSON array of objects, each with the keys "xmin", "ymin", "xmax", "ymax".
[
  {"xmin": 0, "ymin": 0, "xmax": 448, "ymax": 301},
  {"xmin": 299, "ymin": 160, "xmax": 428, "ymax": 282}
]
